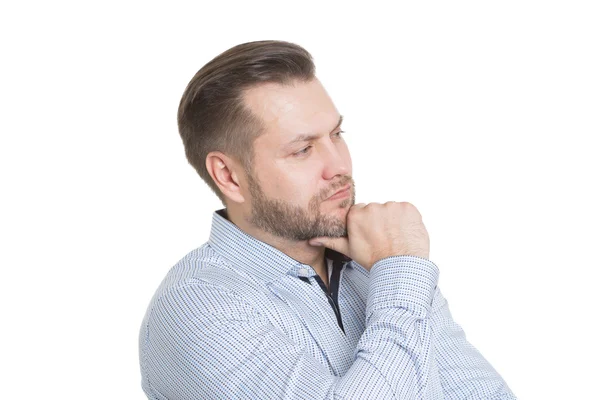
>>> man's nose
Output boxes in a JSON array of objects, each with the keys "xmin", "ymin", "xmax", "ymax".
[{"xmin": 321, "ymin": 144, "xmax": 350, "ymax": 180}]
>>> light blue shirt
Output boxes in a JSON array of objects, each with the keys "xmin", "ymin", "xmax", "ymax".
[{"xmin": 139, "ymin": 209, "xmax": 517, "ymax": 399}]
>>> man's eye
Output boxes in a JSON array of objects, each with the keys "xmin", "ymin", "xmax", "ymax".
[
  {"xmin": 294, "ymin": 146, "xmax": 312, "ymax": 156},
  {"xmin": 293, "ymin": 132, "xmax": 344, "ymax": 157}
]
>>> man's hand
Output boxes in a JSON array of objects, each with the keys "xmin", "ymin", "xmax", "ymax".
[{"xmin": 309, "ymin": 202, "xmax": 430, "ymax": 270}]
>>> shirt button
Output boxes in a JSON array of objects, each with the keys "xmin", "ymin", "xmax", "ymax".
[{"xmin": 298, "ymin": 268, "xmax": 309, "ymax": 277}]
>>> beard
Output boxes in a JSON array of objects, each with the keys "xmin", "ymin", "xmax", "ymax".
[{"xmin": 245, "ymin": 172, "xmax": 355, "ymax": 241}]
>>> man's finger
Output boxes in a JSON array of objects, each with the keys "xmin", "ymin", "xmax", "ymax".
[{"xmin": 308, "ymin": 236, "xmax": 350, "ymax": 257}]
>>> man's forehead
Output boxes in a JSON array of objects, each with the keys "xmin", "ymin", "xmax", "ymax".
[{"xmin": 242, "ymin": 80, "xmax": 340, "ymax": 142}]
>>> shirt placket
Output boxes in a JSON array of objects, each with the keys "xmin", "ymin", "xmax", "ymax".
[{"xmin": 299, "ymin": 260, "xmax": 346, "ymax": 334}]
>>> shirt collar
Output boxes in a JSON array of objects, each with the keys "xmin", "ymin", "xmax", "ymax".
[{"xmin": 208, "ymin": 208, "xmax": 352, "ymax": 283}]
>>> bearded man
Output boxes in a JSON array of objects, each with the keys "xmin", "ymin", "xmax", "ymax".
[{"xmin": 139, "ymin": 40, "xmax": 517, "ymax": 400}]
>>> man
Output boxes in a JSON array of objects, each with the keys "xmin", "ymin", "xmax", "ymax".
[{"xmin": 139, "ymin": 40, "xmax": 517, "ymax": 399}]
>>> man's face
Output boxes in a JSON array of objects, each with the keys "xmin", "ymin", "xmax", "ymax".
[{"xmin": 242, "ymin": 78, "xmax": 354, "ymax": 241}]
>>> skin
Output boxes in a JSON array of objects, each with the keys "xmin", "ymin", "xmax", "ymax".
[{"xmin": 205, "ymin": 78, "xmax": 355, "ymax": 288}]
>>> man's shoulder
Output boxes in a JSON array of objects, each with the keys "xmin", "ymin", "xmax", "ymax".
[{"xmin": 148, "ymin": 242, "xmax": 266, "ymax": 308}]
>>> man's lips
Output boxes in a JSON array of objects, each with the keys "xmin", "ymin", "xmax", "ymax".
[{"xmin": 327, "ymin": 184, "xmax": 351, "ymax": 200}]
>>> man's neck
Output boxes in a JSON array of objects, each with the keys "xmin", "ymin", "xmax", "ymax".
[{"xmin": 225, "ymin": 207, "xmax": 329, "ymax": 287}]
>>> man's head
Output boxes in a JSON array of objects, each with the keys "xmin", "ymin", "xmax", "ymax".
[{"xmin": 178, "ymin": 40, "xmax": 355, "ymax": 241}]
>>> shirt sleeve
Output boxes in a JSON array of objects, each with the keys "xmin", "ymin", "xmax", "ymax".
[
  {"xmin": 430, "ymin": 284, "xmax": 518, "ymax": 399},
  {"xmin": 140, "ymin": 256, "xmax": 506, "ymax": 399}
]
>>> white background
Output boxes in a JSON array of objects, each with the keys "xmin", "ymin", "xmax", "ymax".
[{"xmin": 1, "ymin": 1, "xmax": 598, "ymax": 399}]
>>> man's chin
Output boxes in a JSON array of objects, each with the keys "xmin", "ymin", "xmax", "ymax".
[
  {"xmin": 322, "ymin": 199, "xmax": 352, "ymax": 210},
  {"xmin": 329, "ymin": 204, "xmax": 352, "ymax": 222},
  {"xmin": 314, "ymin": 216, "xmax": 348, "ymax": 238}
]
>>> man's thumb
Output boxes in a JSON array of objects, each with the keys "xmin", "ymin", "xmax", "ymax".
[{"xmin": 308, "ymin": 236, "xmax": 350, "ymax": 257}]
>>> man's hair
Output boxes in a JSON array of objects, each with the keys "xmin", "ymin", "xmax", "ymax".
[{"xmin": 177, "ymin": 40, "xmax": 316, "ymax": 205}]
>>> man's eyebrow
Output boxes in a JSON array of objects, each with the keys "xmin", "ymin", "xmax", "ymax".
[{"xmin": 284, "ymin": 115, "xmax": 344, "ymax": 147}]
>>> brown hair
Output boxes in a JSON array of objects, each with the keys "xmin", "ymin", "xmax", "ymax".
[{"xmin": 177, "ymin": 40, "xmax": 316, "ymax": 205}]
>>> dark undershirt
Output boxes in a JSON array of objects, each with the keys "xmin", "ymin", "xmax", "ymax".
[{"xmin": 298, "ymin": 255, "xmax": 347, "ymax": 334}]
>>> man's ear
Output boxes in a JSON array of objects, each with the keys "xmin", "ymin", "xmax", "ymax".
[{"xmin": 205, "ymin": 152, "xmax": 245, "ymax": 204}]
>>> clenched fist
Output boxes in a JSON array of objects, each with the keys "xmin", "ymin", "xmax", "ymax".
[{"xmin": 309, "ymin": 202, "xmax": 430, "ymax": 270}]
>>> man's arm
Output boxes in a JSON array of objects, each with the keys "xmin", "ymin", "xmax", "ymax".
[
  {"xmin": 430, "ymin": 285, "xmax": 517, "ymax": 399},
  {"xmin": 140, "ymin": 256, "xmax": 443, "ymax": 399},
  {"xmin": 306, "ymin": 199, "xmax": 517, "ymax": 399}
]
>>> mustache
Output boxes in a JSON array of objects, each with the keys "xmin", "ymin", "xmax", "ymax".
[{"xmin": 322, "ymin": 176, "xmax": 353, "ymax": 200}]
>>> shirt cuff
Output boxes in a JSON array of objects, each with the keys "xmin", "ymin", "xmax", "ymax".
[{"xmin": 367, "ymin": 255, "xmax": 440, "ymax": 319}]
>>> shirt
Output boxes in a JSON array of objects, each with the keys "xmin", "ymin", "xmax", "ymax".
[
  {"xmin": 302, "ymin": 257, "xmax": 346, "ymax": 333},
  {"xmin": 139, "ymin": 208, "xmax": 517, "ymax": 399}
]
